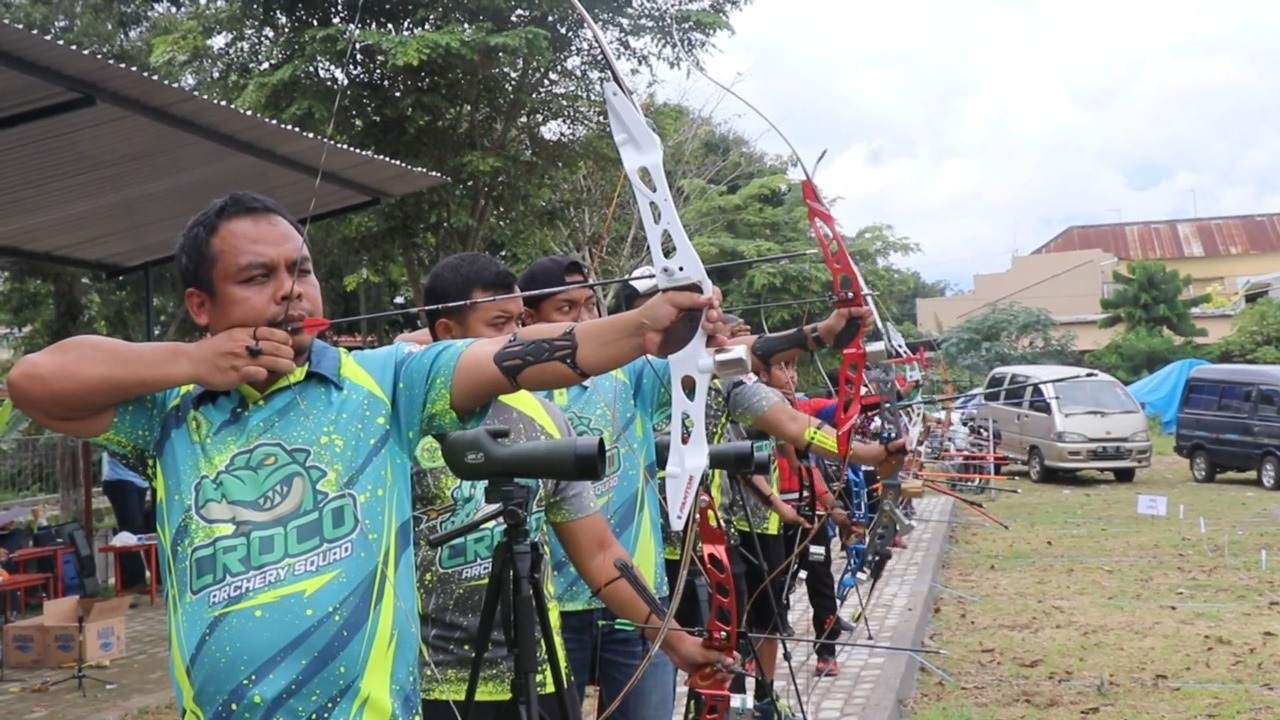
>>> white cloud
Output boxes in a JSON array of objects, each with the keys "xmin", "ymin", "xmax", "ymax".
[{"xmin": 656, "ymin": 0, "xmax": 1280, "ymax": 289}]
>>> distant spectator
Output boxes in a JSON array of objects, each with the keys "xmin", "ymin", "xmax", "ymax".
[
  {"xmin": 0, "ymin": 506, "xmax": 48, "ymax": 621},
  {"xmin": 102, "ymin": 453, "xmax": 150, "ymax": 591}
]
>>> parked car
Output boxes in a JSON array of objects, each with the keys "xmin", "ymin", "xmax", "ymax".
[
  {"xmin": 1174, "ymin": 363, "xmax": 1280, "ymax": 490},
  {"xmin": 976, "ymin": 365, "xmax": 1152, "ymax": 483}
]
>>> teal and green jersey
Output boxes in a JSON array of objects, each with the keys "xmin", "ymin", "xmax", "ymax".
[
  {"xmin": 94, "ymin": 339, "xmax": 485, "ymax": 720},
  {"xmin": 411, "ymin": 391, "xmax": 596, "ymax": 702},
  {"xmin": 538, "ymin": 356, "xmax": 668, "ymax": 611}
]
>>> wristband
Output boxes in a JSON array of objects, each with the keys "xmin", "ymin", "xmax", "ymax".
[
  {"xmin": 804, "ymin": 426, "xmax": 838, "ymax": 456},
  {"xmin": 807, "ymin": 324, "xmax": 826, "ymax": 349}
]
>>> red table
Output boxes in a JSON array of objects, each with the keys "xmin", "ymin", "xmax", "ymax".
[
  {"xmin": 9, "ymin": 545, "xmax": 74, "ymax": 599},
  {"xmin": 0, "ymin": 573, "xmax": 52, "ymax": 616},
  {"xmin": 99, "ymin": 542, "xmax": 159, "ymax": 605}
]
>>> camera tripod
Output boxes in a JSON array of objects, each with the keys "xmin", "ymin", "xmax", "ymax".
[
  {"xmin": 46, "ymin": 613, "xmax": 117, "ymax": 696},
  {"xmin": 427, "ymin": 477, "xmax": 576, "ymax": 720}
]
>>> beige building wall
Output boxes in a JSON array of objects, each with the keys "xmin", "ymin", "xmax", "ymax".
[
  {"xmin": 918, "ymin": 249, "xmax": 1115, "ymax": 334},
  {"xmin": 918, "ymin": 249, "xmax": 1259, "ymax": 352},
  {"xmin": 1154, "ymin": 252, "xmax": 1280, "ymax": 294}
]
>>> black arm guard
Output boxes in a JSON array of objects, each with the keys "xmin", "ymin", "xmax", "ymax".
[
  {"xmin": 750, "ymin": 325, "xmax": 812, "ymax": 365},
  {"xmin": 494, "ymin": 324, "xmax": 590, "ymax": 389}
]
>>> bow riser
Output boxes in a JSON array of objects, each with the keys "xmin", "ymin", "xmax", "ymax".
[
  {"xmin": 602, "ymin": 80, "xmax": 711, "ymax": 530},
  {"xmin": 801, "ymin": 179, "xmax": 872, "ymax": 463},
  {"xmin": 687, "ymin": 488, "xmax": 736, "ymax": 719}
]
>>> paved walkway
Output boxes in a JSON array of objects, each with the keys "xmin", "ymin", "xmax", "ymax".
[
  {"xmin": 0, "ymin": 600, "xmax": 174, "ymax": 720},
  {"xmin": 674, "ymin": 495, "xmax": 953, "ymax": 720},
  {"xmin": 1, "ymin": 496, "xmax": 954, "ymax": 720}
]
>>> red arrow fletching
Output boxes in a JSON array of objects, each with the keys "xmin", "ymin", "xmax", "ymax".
[{"xmin": 292, "ymin": 317, "xmax": 332, "ymax": 334}]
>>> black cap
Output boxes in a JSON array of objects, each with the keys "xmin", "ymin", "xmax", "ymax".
[
  {"xmin": 518, "ymin": 255, "xmax": 588, "ymax": 307},
  {"xmin": 614, "ymin": 265, "xmax": 660, "ymax": 313}
]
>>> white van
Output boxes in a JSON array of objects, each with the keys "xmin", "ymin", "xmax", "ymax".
[{"xmin": 976, "ymin": 365, "xmax": 1153, "ymax": 482}]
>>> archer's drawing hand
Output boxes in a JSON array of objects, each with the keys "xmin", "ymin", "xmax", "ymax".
[
  {"xmin": 192, "ymin": 327, "xmax": 297, "ymax": 390},
  {"xmin": 394, "ymin": 328, "xmax": 434, "ymax": 346}
]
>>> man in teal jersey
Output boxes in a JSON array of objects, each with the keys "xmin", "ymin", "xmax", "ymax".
[
  {"xmin": 517, "ymin": 257, "xmax": 902, "ymax": 719},
  {"xmin": 406, "ymin": 253, "xmax": 721, "ymax": 720},
  {"xmin": 6, "ymin": 192, "xmax": 731, "ymax": 720}
]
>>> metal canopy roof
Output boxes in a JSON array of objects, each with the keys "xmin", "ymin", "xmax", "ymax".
[{"xmin": 0, "ymin": 21, "xmax": 448, "ymax": 274}]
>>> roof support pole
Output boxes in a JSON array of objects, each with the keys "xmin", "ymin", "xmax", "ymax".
[{"xmin": 142, "ymin": 261, "xmax": 154, "ymax": 341}]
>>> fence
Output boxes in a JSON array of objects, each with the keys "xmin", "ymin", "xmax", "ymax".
[{"xmin": 0, "ymin": 433, "xmax": 95, "ymax": 503}]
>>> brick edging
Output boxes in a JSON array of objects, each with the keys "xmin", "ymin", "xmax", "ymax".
[{"xmin": 858, "ymin": 495, "xmax": 954, "ymax": 719}]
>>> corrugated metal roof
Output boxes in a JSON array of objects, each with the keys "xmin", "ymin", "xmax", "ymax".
[
  {"xmin": 0, "ymin": 21, "xmax": 448, "ymax": 272},
  {"xmin": 1031, "ymin": 213, "xmax": 1280, "ymax": 260}
]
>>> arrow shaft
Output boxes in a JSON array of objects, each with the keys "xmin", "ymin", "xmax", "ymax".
[{"xmin": 293, "ymin": 250, "xmax": 820, "ymax": 333}]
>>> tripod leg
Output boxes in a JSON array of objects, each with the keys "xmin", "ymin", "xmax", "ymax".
[
  {"xmin": 530, "ymin": 542, "xmax": 576, "ymax": 720},
  {"xmin": 464, "ymin": 543, "xmax": 508, "ymax": 720},
  {"xmin": 508, "ymin": 538, "xmax": 540, "ymax": 719}
]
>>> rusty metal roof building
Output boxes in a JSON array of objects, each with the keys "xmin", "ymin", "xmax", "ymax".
[
  {"xmin": 1031, "ymin": 213, "xmax": 1280, "ymax": 260},
  {"xmin": 0, "ymin": 20, "xmax": 447, "ymax": 274}
]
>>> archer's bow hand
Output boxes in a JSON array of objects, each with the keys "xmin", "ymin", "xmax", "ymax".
[
  {"xmin": 818, "ymin": 306, "xmax": 872, "ymax": 349},
  {"xmin": 829, "ymin": 507, "xmax": 854, "ymax": 532},
  {"xmin": 637, "ymin": 288, "xmax": 730, "ymax": 357},
  {"xmin": 662, "ymin": 631, "xmax": 732, "ymax": 676},
  {"xmin": 774, "ymin": 501, "xmax": 812, "ymax": 529},
  {"xmin": 875, "ymin": 437, "xmax": 910, "ymax": 478}
]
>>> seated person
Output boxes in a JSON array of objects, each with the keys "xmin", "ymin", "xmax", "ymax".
[{"xmin": 0, "ymin": 506, "xmax": 48, "ymax": 621}]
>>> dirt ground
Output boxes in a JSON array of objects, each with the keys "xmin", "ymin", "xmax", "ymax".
[{"xmin": 909, "ymin": 451, "xmax": 1280, "ymax": 720}]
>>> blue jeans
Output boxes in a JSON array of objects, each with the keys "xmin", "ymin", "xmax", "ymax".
[{"xmin": 560, "ymin": 600, "xmax": 676, "ymax": 720}]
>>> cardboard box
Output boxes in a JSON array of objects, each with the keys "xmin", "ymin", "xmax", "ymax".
[{"xmin": 2, "ymin": 596, "xmax": 130, "ymax": 669}]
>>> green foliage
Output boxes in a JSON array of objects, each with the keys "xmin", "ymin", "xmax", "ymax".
[
  {"xmin": 1215, "ymin": 297, "xmax": 1280, "ymax": 364},
  {"xmin": 1084, "ymin": 326, "xmax": 1196, "ymax": 383},
  {"xmin": 1098, "ymin": 260, "xmax": 1209, "ymax": 337},
  {"xmin": 0, "ymin": 0, "xmax": 954, "ymax": 354},
  {"xmin": 938, "ymin": 303, "xmax": 1077, "ymax": 385}
]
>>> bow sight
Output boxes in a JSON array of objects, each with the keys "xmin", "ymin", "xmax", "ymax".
[{"xmin": 655, "ymin": 436, "xmax": 771, "ymax": 476}]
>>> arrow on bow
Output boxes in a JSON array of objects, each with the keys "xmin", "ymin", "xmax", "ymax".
[{"xmin": 285, "ymin": 249, "xmax": 819, "ymax": 335}]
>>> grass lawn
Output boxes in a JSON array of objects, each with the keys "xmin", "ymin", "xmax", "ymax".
[{"xmin": 910, "ymin": 443, "xmax": 1280, "ymax": 720}]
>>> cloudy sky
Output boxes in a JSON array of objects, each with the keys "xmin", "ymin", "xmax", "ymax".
[{"xmin": 656, "ymin": 0, "xmax": 1280, "ymax": 290}]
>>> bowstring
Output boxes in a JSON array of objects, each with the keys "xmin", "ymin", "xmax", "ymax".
[{"xmin": 274, "ymin": 5, "xmax": 463, "ymax": 718}]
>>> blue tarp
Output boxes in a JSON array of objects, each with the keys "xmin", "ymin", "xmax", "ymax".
[{"xmin": 1126, "ymin": 358, "xmax": 1211, "ymax": 433}]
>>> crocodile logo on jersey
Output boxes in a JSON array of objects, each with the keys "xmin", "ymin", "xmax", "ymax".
[
  {"xmin": 566, "ymin": 412, "xmax": 621, "ymax": 479},
  {"xmin": 194, "ymin": 444, "xmax": 325, "ymax": 529},
  {"xmin": 190, "ymin": 442, "xmax": 360, "ymax": 600}
]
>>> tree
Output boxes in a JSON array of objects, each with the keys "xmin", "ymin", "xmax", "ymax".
[
  {"xmin": 1098, "ymin": 260, "xmax": 1210, "ymax": 338},
  {"xmin": 938, "ymin": 303, "xmax": 1077, "ymax": 386},
  {"xmin": 1085, "ymin": 327, "xmax": 1196, "ymax": 383},
  {"xmin": 0, "ymin": 0, "xmax": 749, "ymax": 344},
  {"xmin": 1215, "ymin": 298, "xmax": 1280, "ymax": 364}
]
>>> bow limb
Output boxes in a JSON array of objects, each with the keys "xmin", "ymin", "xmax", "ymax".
[{"xmin": 566, "ymin": 2, "xmax": 723, "ymax": 716}]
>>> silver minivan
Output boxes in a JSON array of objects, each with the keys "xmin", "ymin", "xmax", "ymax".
[{"xmin": 976, "ymin": 365, "xmax": 1153, "ymax": 482}]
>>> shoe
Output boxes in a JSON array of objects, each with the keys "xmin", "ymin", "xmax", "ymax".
[
  {"xmin": 752, "ymin": 698, "xmax": 799, "ymax": 720},
  {"xmin": 836, "ymin": 616, "xmax": 856, "ymax": 633},
  {"xmin": 815, "ymin": 656, "xmax": 840, "ymax": 677}
]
